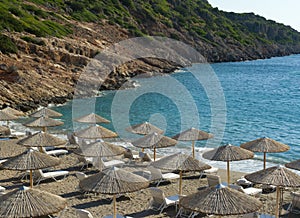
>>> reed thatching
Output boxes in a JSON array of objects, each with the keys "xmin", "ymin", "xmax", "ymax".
[
  {"xmin": 0, "ymin": 186, "xmax": 66, "ymax": 218},
  {"xmin": 1, "ymin": 150, "xmax": 61, "ymax": 170},
  {"xmin": 172, "ymin": 127, "xmax": 213, "ymax": 141},
  {"xmin": 202, "ymin": 144, "xmax": 254, "ymax": 162},
  {"xmin": 30, "ymin": 108, "xmax": 62, "ymax": 118},
  {"xmin": 79, "ymin": 167, "xmax": 149, "ymax": 194},
  {"xmin": 151, "ymin": 152, "xmax": 211, "ymax": 172},
  {"xmin": 0, "ymin": 111, "xmax": 18, "ymax": 121},
  {"xmin": 17, "ymin": 131, "xmax": 66, "ymax": 147},
  {"xmin": 25, "ymin": 117, "xmax": 64, "ymax": 128},
  {"xmin": 2, "ymin": 107, "xmax": 24, "ymax": 116},
  {"xmin": 0, "ymin": 139, "xmax": 27, "ymax": 158},
  {"xmin": 180, "ymin": 184, "xmax": 262, "ymax": 215},
  {"xmin": 74, "ymin": 125, "xmax": 118, "ymax": 139},
  {"xmin": 245, "ymin": 165, "xmax": 300, "ymax": 187},
  {"xmin": 126, "ymin": 122, "xmax": 163, "ymax": 135},
  {"xmin": 240, "ymin": 137, "xmax": 289, "ymax": 153},
  {"xmin": 285, "ymin": 159, "xmax": 300, "ymax": 171},
  {"xmin": 131, "ymin": 132, "xmax": 177, "ymax": 149},
  {"xmin": 74, "ymin": 113, "xmax": 110, "ymax": 124},
  {"xmin": 73, "ymin": 140, "xmax": 125, "ymax": 157}
]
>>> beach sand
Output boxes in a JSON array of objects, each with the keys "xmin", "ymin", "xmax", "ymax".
[{"xmin": 0, "ymin": 142, "xmax": 299, "ymax": 218}]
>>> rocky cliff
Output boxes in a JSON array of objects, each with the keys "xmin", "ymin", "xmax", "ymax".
[{"xmin": 0, "ymin": 0, "xmax": 300, "ymax": 111}]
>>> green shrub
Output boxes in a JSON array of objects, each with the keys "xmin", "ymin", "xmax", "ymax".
[
  {"xmin": 21, "ymin": 36, "xmax": 46, "ymax": 46},
  {"xmin": 0, "ymin": 35, "xmax": 18, "ymax": 54}
]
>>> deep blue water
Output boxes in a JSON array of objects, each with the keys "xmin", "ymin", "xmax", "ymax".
[{"xmin": 53, "ymin": 54, "xmax": 300, "ymax": 165}]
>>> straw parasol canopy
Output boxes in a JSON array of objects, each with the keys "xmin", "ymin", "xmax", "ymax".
[
  {"xmin": 0, "ymin": 111, "xmax": 18, "ymax": 126},
  {"xmin": 180, "ymin": 184, "xmax": 262, "ymax": 217},
  {"xmin": 0, "ymin": 186, "xmax": 66, "ymax": 218},
  {"xmin": 74, "ymin": 113, "xmax": 110, "ymax": 124},
  {"xmin": 1, "ymin": 150, "xmax": 61, "ymax": 187},
  {"xmin": 30, "ymin": 107, "xmax": 62, "ymax": 118},
  {"xmin": 172, "ymin": 128, "xmax": 213, "ymax": 158},
  {"xmin": 285, "ymin": 159, "xmax": 300, "ymax": 171},
  {"xmin": 0, "ymin": 139, "xmax": 27, "ymax": 159},
  {"xmin": 17, "ymin": 131, "xmax": 66, "ymax": 148},
  {"xmin": 24, "ymin": 116, "xmax": 64, "ymax": 132},
  {"xmin": 131, "ymin": 132, "xmax": 177, "ymax": 160},
  {"xmin": 245, "ymin": 165, "xmax": 300, "ymax": 218},
  {"xmin": 126, "ymin": 121, "xmax": 164, "ymax": 135},
  {"xmin": 150, "ymin": 152, "xmax": 211, "ymax": 195},
  {"xmin": 2, "ymin": 107, "xmax": 25, "ymax": 116},
  {"xmin": 80, "ymin": 167, "xmax": 149, "ymax": 218},
  {"xmin": 202, "ymin": 144, "xmax": 254, "ymax": 184},
  {"xmin": 74, "ymin": 125, "xmax": 118, "ymax": 139},
  {"xmin": 73, "ymin": 140, "xmax": 125, "ymax": 157},
  {"xmin": 240, "ymin": 137, "xmax": 289, "ymax": 169}
]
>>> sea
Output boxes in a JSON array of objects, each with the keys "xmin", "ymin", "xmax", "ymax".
[{"xmin": 9, "ymin": 54, "xmax": 300, "ymax": 174}]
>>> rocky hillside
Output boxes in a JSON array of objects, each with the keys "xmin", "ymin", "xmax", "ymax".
[{"xmin": 0, "ymin": 0, "xmax": 300, "ymax": 111}]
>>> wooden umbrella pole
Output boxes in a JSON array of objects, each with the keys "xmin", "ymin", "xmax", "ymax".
[
  {"xmin": 30, "ymin": 169, "xmax": 33, "ymax": 188},
  {"xmin": 142, "ymin": 148, "xmax": 144, "ymax": 152},
  {"xmin": 192, "ymin": 141, "xmax": 195, "ymax": 158},
  {"xmin": 113, "ymin": 194, "xmax": 117, "ymax": 218},
  {"xmin": 179, "ymin": 171, "xmax": 183, "ymax": 196},
  {"xmin": 153, "ymin": 147, "xmax": 156, "ymax": 161},
  {"xmin": 263, "ymin": 152, "xmax": 266, "ymax": 169},
  {"xmin": 38, "ymin": 146, "xmax": 45, "ymax": 153},
  {"xmin": 275, "ymin": 186, "xmax": 280, "ymax": 218},
  {"xmin": 227, "ymin": 160, "xmax": 230, "ymax": 185}
]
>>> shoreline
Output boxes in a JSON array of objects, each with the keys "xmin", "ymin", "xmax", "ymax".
[{"xmin": 5, "ymin": 53, "xmax": 300, "ymax": 113}]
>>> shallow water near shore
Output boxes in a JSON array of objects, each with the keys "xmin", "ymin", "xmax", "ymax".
[{"xmin": 15, "ymin": 54, "xmax": 300, "ymax": 174}]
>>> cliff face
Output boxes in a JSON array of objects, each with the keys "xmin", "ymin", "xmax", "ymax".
[
  {"xmin": 0, "ymin": 23, "xmax": 179, "ymax": 111},
  {"xmin": 0, "ymin": 0, "xmax": 300, "ymax": 111}
]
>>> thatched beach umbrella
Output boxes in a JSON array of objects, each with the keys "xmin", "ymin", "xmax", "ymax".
[
  {"xmin": 17, "ymin": 131, "xmax": 66, "ymax": 148},
  {"xmin": 24, "ymin": 116, "xmax": 64, "ymax": 132},
  {"xmin": 0, "ymin": 139, "xmax": 27, "ymax": 159},
  {"xmin": 285, "ymin": 159, "xmax": 300, "ymax": 171},
  {"xmin": 1, "ymin": 150, "xmax": 61, "ymax": 187},
  {"xmin": 240, "ymin": 137, "xmax": 289, "ymax": 169},
  {"xmin": 202, "ymin": 144, "xmax": 254, "ymax": 184},
  {"xmin": 74, "ymin": 113, "xmax": 110, "ymax": 124},
  {"xmin": 151, "ymin": 152, "xmax": 211, "ymax": 195},
  {"xmin": 73, "ymin": 140, "xmax": 125, "ymax": 157},
  {"xmin": 132, "ymin": 132, "xmax": 177, "ymax": 161},
  {"xmin": 126, "ymin": 121, "xmax": 164, "ymax": 135},
  {"xmin": 0, "ymin": 111, "xmax": 18, "ymax": 126},
  {"xmin": 30, "ymin": 107, "xmax": 62, "ymax": 118},
  {"xmin": 172, "ymin": 127, "xmax": 213, "ymax": 158},
  {"xmin": 245, "ymin": 165, "xmax": 300, "ymax": 218},
  {"xmin": 80, "ymin": 167, "xmax": 149, "ymax": 218},
  {"xmin": 2, "ymin": 107, "xmax": 25, "ymax": 116},
  {"xmin": 180, "ymin": 184, "xmax": 262, "ymax": 217},
  {"xmin": 0, "ymin": 186, "xmax": 66, "ymax": 218},
  {"xmin": 74, "ymin": 125, "xmax": 118, "ymax": 139}
]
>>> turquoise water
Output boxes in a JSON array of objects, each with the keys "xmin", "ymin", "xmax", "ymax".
[{"xmin": 53, "ymin": 54, "xmax": 300, "ymax": 165}]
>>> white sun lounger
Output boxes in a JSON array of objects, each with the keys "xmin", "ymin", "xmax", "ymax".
[
  {"xmin": 41, "ymin": 147, "xmax": 68, "ymax": 156},
  {"xmin": 0, "ymin": 159, "xmax": 7, "ymax": 164},
  {"xmin": 76, "ymin": 209, "xmax": 94, "ymax": 218},
  {"xmin": 148, "ymin": 187, "xmax": 179, "ymax": 213},
  {"xmin": 147, "ymin": 166, "xmax": 180, "ymax": 186},
  {"xmin": 35, "ymin": 169, "xmax": 69, "ymax": 185},
  {"xmin": 229, "ymin": 184, "xmax": 262, "ymax": 196}
]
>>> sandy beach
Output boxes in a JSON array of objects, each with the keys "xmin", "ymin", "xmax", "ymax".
[{"xmin": 0, "ymin": 140, "xmax": 299, "ymax": 218}]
